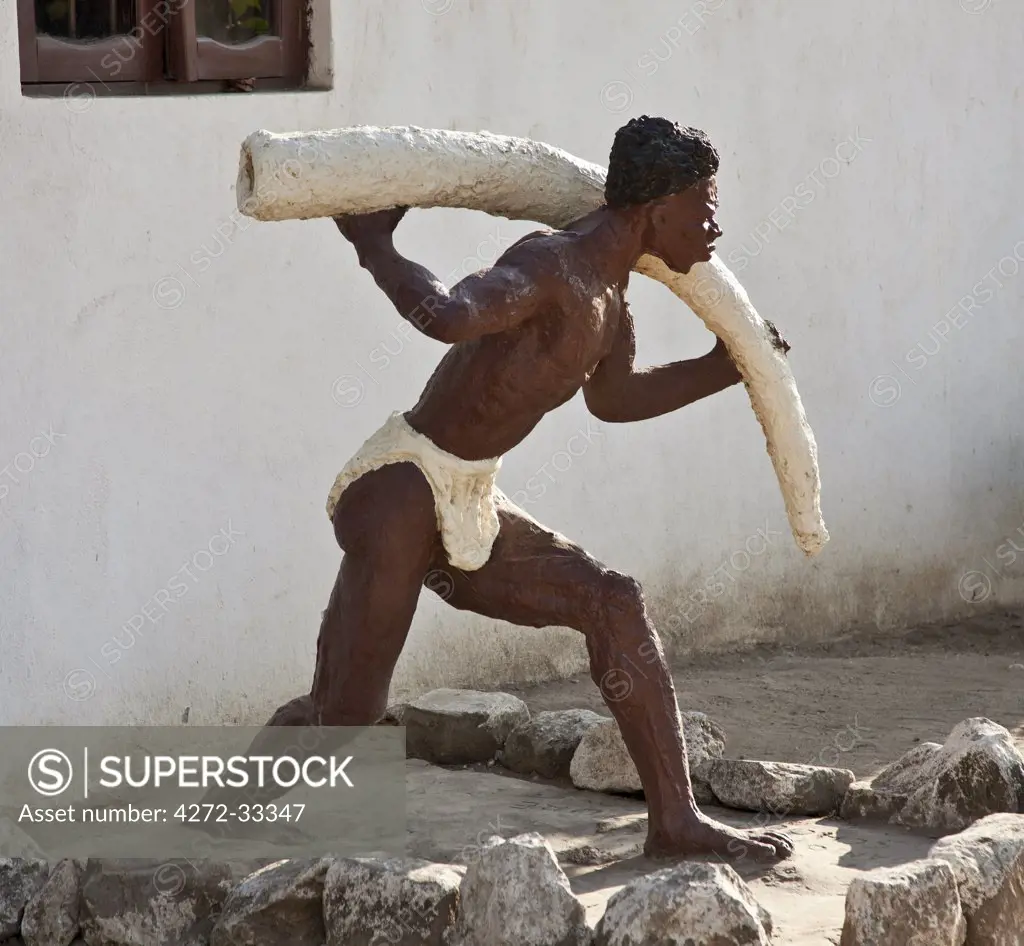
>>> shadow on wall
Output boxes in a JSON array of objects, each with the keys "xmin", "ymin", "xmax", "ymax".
[
  {"xmin": 646, "ymin": 553, "xmax": 1024, "ymax": 662},
  {"xmin": 644, "ymin": 556, "xmax": 961, "ymax": 658}
]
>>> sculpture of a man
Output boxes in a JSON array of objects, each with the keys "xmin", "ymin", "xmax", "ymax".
[{"xmin": 268, "ymin": 116, "xmax": 792, "ymax": 861}]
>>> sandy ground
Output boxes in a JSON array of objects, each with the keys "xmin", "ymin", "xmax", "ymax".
[{"xmin": 405, "ymin": 609, "xmax": 1024, "ymax": 944}]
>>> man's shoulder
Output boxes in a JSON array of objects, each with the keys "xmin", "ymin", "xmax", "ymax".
[
  {"xmin": 501, "ymin": 227, "xmax": 563, "ymax": 256},
  {"xmin": 484, "ymin": 228, "xmax": 570, "ymax": 295},
  {"xmin": 497, "ymin": 227, "xmax": 589, "ymax": 276}
]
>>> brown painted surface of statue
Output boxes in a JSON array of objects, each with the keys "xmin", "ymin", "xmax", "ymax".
[{"xmin": 238, "ymin": 117, "xmax": 793, "ymax": 862}]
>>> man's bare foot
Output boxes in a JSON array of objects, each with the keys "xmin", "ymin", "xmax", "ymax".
[{"xmin": 645, "ymin": 813, "xmax": 794, "ymax": 863}]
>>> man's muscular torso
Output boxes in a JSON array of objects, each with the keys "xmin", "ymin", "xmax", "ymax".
[{"xmin": 407, "ymin": 226, "xmax": 626, "ymax": 461}]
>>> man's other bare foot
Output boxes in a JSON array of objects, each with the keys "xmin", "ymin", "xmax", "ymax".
[{"xmin": 645, "ymin": 813, "xmax": 794, "ymax": 863}]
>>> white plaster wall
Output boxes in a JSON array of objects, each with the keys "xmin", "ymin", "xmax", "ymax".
[{"xmin": 2, "ymin": 0, "xmax": 1022, "ymax": 726}]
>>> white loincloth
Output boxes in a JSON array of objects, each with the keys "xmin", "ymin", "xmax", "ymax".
[{"xmin": 326, "ymin": 412, "xmax": 503, "ymax": 571}]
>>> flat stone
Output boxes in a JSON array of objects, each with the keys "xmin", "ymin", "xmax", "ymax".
[
  {"xmin": 844, "ymin": 720, "xmax": 1024, "ymax": 833},
  {"xmin": 80, "ymin": 859, "xmax": 232, "ymax": 946},
  {"xmin": 930, "ymin": 812, "xmax": 1024, "ymax": 945},
  {"xmin": 324, "ymin": 856, "xmax": 464, "ymax": 946},
  {"xmin": 840, "ymin": 781, "xmax": 909, "ymax": 823},
  {"xmin": 569, "ymin": 713, "xmax": 723, "ymax": 804},
  {"xmin": 839, "ymin": 859, "xmax": 966, "ymax": 946},
  {"xmin": 450, "ymin": 833, "xmax": 590, "ymax": 946},
  {"xmin": 594, "ymin": 862, "xmax": 772, "ymax": 946},
  {"xmin": 22, "ymin": 858, "xmax": 80, "ymax": 946},
  {"xmin": 707, "ymin": 759, "xmax": 855, "ymax": 816},
  {"xmin": 405, "ymin": 689, "xmax": 530, "ymax": 765},
  {"xmin": 0, "ymin": 860, "xmax": 50, "ymax": 941},
  {"xmin": 210, "ymin": 858, "xmax": 332, "ymax": 946},
  {"xmin": 499, "ymin": 710, "xmax": 607, "ymax": 779}
]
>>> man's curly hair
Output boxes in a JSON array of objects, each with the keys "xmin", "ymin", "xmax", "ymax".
[{"xmin": 605, "ymin": 116, "xmax": 719, "ymax": 209}]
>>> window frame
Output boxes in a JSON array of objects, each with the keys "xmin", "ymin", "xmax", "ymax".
[
  {"xmin": 18, "ymin": 0, "xmax": 164, "ymax": 83},
  {"xmin": 168, "ymin": 0, "xmax": 306, "ymax": 83},
  {"xmin": 18, "ymin": 0, "xmax": 308, "ymax": 91}
]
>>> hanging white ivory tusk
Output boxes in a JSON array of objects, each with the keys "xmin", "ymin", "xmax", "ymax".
[{"xmin": 236, "ymin": 126, "xmax": 828, "ymax": 556}]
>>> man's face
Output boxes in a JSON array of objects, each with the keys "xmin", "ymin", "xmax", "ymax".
[{"xmin": 646, "ymin": 177, "xmax": 722, "ymax": 274}]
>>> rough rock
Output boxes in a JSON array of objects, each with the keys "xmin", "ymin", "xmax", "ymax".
[
  {"xmin": 930, "ymin": 812, "xmax": 1024, "ymax": 945},
  {"xmin": 22, "ymin": 858, "xmax": 80, "ymax": 946},
  {"xmin": 593, "ymin": 862, "xmax": 772, "ymax": 946},
  {"xmin": 450, "ymin": 833, "xmax": 590, "ymax": 946},
  {"xmin": 499, "ymin": 710, "xmax": 607, "ymax": 779},
  {"xmin": 0, "ymin": 860, "xmax": 50, "ymax": 940},
  {"xmin": 680, "ymin": 711, "xmax": 728, "ymax": 781},
  {"xmin": 839, "ymin": 859, "xmax": 966, "ymax": 945},
  {"xmin": 570, "ymin": 720, "xmax": 641, "ymax": 795},
  {"xmin": 842, "ymin": 721, "xmax": 1024, "ymax": 833},
  {"xmin": 708, "ymin": 759, "xmax": 855, "ymax": 816},
  {"xmin": 694, "ymin": 779, "xmax": 721, "ymax": 806},
  {"xmin": 840, "ymin": 744, "xmax": 944, "ymax": 822},
  {"xmin": 840, "ymin": 780, "xmax": 907, "ymax": 822},
  {"xmin": 324, "ymin": 856, "xmax": 464, "ymax": 946},
  {"xmin": 380, "ymin": 703, "xmax": 408, "ymax": 726},
  {"xmin": 80, "ymin": 859, "xmax": 232, "ymax": 946},
  {"xmin": 874, "ymin": 742, "xmax": 946, "ymax": 793},
  {"xmin": 569, "ymin": 713, "xmax": 723, "ymax": 804},
  {"xmin": 899, "ymin": 721, "xmax": 1024, "ymax": 831},
  {"xmin": 404, "ymin": 689, "xmax": 530, "ymax": 765},
  {"xmin": 210, "ymin": 858, "xmax": 332, "ymax": 946}
]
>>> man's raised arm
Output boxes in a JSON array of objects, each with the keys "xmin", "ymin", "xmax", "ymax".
[{"xmin": 335, "ymin": 209, "xmax": 547, "ymax": 344}]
